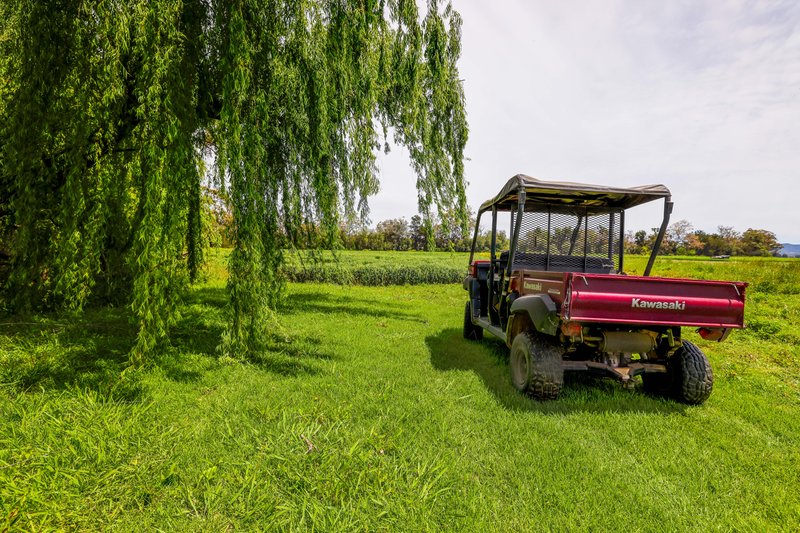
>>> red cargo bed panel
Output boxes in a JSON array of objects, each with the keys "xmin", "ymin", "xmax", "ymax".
[{"xmin": 564, "ymin": 273, "xmax": 746, "ymax": 328}]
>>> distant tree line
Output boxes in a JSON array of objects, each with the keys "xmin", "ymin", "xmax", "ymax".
[
  {"xmin": 625, "ymin": 220, "xmax": 782, "ymax": 257},
  {"xmin": 198, "ymin": 190, "xmax": 781, "ymax": 257},
  {"xmin": 337, "ymin": 217, "xmax": 780, "ymax": 256},
  {"xmin": 338, "ymin": 214, "xmax": 509, "ymax": 252}
]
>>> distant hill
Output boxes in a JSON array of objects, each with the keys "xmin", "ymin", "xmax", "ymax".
[{"xmin": 779, "ymin": 243, "xmax": 800, "ymax": 257}]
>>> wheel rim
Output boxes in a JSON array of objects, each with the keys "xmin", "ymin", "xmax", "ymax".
[{"xmin": 512, "ymin": 347, "xmax": 529, "ymax": 390}]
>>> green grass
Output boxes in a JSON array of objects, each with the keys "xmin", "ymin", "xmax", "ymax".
[
  {"xmin": 284, "ymin": 249, "xmax": 477, "ymax": 269},
  {"xmin": 1, "ymin": 252, "xmax": 799, "ymax": 530},
  {"xmin": 281, "ymin": 249, "xmax": 476, "ymax": 285}
]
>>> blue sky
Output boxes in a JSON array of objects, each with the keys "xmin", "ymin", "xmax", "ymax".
[{"xmin": 371, "ymin": 0, "xmax": 800, "ymax": 242}]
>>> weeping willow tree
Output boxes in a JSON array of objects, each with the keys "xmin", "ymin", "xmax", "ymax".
[{"xmin": 0, "ymin": 0, "xmax": 468, "ymax": 361}]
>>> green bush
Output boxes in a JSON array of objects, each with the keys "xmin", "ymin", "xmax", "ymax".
[{"xmin": 281, "ymin": 263, "xmax": 463, "ymax": 286}]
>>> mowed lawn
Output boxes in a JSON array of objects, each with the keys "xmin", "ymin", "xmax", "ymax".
[{"xmin": 1, "ymin": 251, "xmax": 799, "ymax": 530}]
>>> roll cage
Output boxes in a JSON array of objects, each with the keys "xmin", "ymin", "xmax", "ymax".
[{"xmin": 467, "ymin": 175, "xmax": 673, "ymax": 321}]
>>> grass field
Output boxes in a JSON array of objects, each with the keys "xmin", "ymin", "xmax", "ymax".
[
  {"xmin": 1, "ymin": 251, "xmax": 799, "ymax": 530},
  {"xmin": 281, "ymin": 250, "xmax": 472, "ymax": 285}
]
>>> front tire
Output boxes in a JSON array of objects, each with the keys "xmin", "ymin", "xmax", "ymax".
[
  {"xmin": 510, "ymin": 331, "xmax": 563, "ymax": 400},
  {"xmin": 463, "ymin": 302, "xmax": 483, "ymax": 341}
]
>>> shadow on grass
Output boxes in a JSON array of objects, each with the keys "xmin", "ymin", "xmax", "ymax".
[
  {"xmin": 184, "ymin": 286, "xmax": 228, "ymax": 309},
  {"xmin": 243, "ymin": 334, "xmax": 334, "ymax": 377},
  {"xmin": 427, "ymin": 328, "xmax": 688, "ymax": 415},
  {"xmin": 0, "ymin": 307, "xmax": 143, "ymax": 401},
  {"xmin": 0, "ymin": 287, "xmax": 335, "ymax": 397},
  {"xmin": 175, "ymin": 286, "xmax": 336, "ymax": 377},
  {"xmin": 279, "ymin": 291, "xmax": 428, "ymax": 323}
]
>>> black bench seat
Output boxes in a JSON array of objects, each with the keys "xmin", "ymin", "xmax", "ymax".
[{"xmin": 499, "ymin": 251, "xmax": 614, "ymax": 274}]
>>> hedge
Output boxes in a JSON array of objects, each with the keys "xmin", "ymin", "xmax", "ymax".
[{"xmin": 281, "ymin": 264, "xmax": 463, "ymax": 286}]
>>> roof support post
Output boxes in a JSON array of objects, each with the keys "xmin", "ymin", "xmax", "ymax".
[
  {"xmin": 607, "ymin": 212, "xmax": 615, "ymax": 261},
  {"xmin": 545, "ymin": 207, "xmax": 552, "ymax": 271},
  {"xmin": 583, "ymin": 213, "xmax": 589, "ymax": 272},
  {"xmin": 644, "ymin": 198, "xmax": 673, "ymax": 276},
  {"xmin": 619, "ymin": 210, "xmax": 625, "ymax": 273},
  {"xmin": 568, "ymin": 214, "xmax": 583, "ymax": 255},
  {"xmin": 487, "ymin": 206, "xmax": 498, "ymax": 323},
  {"xmin": 468, "ymin": 210, "xmax": 483, "ymax": 266},
  {"xmin": 490, "ymin": 206, "xmax": 498, "ymax": 263},
  {"xmin": 507, "ymin": 190, "xmax": 526, "ymax": 277}
]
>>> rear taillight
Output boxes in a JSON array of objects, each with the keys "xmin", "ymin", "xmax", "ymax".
[
  {"xmin": 509, "ymin": 277, "xmax": 518, "ymax": 292},
  {"xmin": 470, "ymin": 262, "xmax": 477, "ymax": 278},
  {"xmin": 698, "ymin": 327, "xmax": 726, "ymax": 341},
  {"xmin": 561, "ymin": 322, "xmax": 582, "ymax": 337}
]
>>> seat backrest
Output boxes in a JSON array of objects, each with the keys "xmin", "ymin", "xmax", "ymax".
[{"xmin": 499, "ymin": 251, "xmax": 614, "ymax": 274}]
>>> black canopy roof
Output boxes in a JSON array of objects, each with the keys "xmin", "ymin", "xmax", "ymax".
[{"xmin": 479, "ymin": 174, "xmax": 671, "ymax": 212}]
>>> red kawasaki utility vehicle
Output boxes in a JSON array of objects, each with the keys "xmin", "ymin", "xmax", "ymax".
[{"xmin": 463, "ymin": 175, "xmax": 746, "ymax": 404}]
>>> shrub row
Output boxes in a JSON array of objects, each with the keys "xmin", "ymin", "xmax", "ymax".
[{"xmin": 281, "ymin": 263, "xmax": 464, "ymax": 286}]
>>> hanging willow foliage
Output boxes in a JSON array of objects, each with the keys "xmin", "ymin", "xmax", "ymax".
[{"xmin": 0, "ymin": 0, "xmax": 468, "ymax": 361}]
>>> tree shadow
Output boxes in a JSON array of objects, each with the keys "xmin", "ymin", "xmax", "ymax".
[
  {"xmin": 0, "ymin": 286, "xmax": 337, "ymax": 397},
  {"xmin": 427, "ymin": 328, "xmax": 688, "ymax": 415},
  {"xmin": 242, "ymin": 334, "xmax": 334, "ymax": 377},
  {"xmin": 0, "ymin": 308, "xmax": 144, "ymax": 401},
  {"xmin": 148, "ymin": 294, "xmax": 336, "ymax": 380},
  {"xmin": 169, "ymin": 303, "xmax": 226, "ymax": 357},
  {"xmin": 279, "ymin": 291, "xmax": 428, "ymax": 323},
  {"xmin": 184, "ymin": 286, "xmax": 228, "ymax": 309}
]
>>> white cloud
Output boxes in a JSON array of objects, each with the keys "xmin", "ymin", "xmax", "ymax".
[{"xmin": 372, "ymin": 0, "xmax": 800, "ymax": 241}]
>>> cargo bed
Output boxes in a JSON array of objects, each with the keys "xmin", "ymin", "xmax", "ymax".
[{"xmin": 562, "ymin": 273, "xmax": 746, "ymax": 328}]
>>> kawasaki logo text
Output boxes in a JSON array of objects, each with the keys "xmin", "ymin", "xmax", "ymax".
[{"xmin": 631, "ymin": 298, "xmax": 686, "ymax": 310}]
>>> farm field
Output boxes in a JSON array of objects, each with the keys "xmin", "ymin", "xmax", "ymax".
[
  {"xmin": 281, "ymin": 249, "xmax": 472, "ymax": 285},
  {"xmin": 2, "ymin": 251, "xmax": 799, "ymax": 530}
]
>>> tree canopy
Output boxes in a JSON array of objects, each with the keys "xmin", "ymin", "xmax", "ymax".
[
  {"xmin": 0, "ymin": 0, "xmax": 468, "ymax": 361},
  {"xmin": 625, "ymin": 221, "xmax": 781, "ymax": 257}
]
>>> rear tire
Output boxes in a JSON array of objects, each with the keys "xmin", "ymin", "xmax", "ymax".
[
  {"xmin": 510, "ymin": 331, "xmax": 563, "ymax": 400},
  {"xmin": 463, "ymin": 302, "xmax": 483, "ymax": 341},
  {"xmin": 642, "ymin": 341, "xmax": 713, "ymax": 404},
  {"xmin": 672, "ymin": 341, "xmax": 713, "ymax": 405}
]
